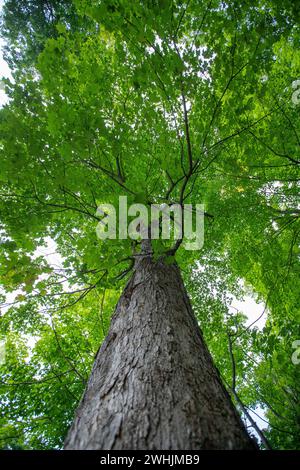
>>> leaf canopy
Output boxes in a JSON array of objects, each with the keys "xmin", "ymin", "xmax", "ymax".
[{"xmin": 0, "ymin": 0, "xmax": 299, "ymax": 449}]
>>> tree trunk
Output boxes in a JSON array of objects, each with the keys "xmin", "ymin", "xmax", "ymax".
[{"xmin": 64, "ymin": 253, "xmax": 256, "ymax": 450}]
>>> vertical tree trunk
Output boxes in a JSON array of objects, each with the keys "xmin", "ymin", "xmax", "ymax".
[{"xmin": 64, "ymin": 254, "xmax": 256, "ymax": 450}]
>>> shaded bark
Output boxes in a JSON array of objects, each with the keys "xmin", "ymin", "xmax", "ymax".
[{"xmin": 64, "ymin": 254, "xmax": 257, "ymax": 450}]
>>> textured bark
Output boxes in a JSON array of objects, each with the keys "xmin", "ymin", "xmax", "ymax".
[{"xmin": 64, "ymin": 254, "xmax": 256, "ymax": 450}]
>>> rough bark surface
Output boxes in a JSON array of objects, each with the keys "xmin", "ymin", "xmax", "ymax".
[{"xmin": 64, "ymin": 255, "xmax": 256, "ymax": 450}]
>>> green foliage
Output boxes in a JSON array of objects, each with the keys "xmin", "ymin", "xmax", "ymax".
[{"xmin": 0, "ymin": 0, "xmax": 299, "ymax": 449}]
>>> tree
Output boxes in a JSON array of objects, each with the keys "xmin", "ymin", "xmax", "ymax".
[
  {"xmin": 65, "ymin": 243, "xmax": 255, "ymax": 449},
  {"xmin": 0, "ymin": 0, "xmax": 299, "ymax": 450}
]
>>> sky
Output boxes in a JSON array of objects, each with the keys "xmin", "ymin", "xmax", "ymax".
[{"xmin": 0, "ymin": 0, "xmax": 12, "ymax": 107}]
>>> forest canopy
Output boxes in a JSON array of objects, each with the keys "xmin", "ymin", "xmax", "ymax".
[{"xmin": 0, "ymin": 0, "xmax": 299, "ymax": 449}]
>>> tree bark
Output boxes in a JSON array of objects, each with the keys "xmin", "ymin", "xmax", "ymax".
[{"xmin": 64, "ymin": 254, "xmax": 257, "ymax": 450}]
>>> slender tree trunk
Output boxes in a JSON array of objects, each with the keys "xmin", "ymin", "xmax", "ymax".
[{"xmin": 64, "ymin": 253, "xmax": 257, "ymax": 450}]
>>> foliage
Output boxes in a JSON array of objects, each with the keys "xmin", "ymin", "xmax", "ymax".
[{"xmin": 0, "ymin": 0, "xmax": 299, "ymax": 449}]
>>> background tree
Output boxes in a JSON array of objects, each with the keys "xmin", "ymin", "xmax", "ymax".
[{"xmin": 0, "ymin": 0, "xmax": 299, "ymax": 449}]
